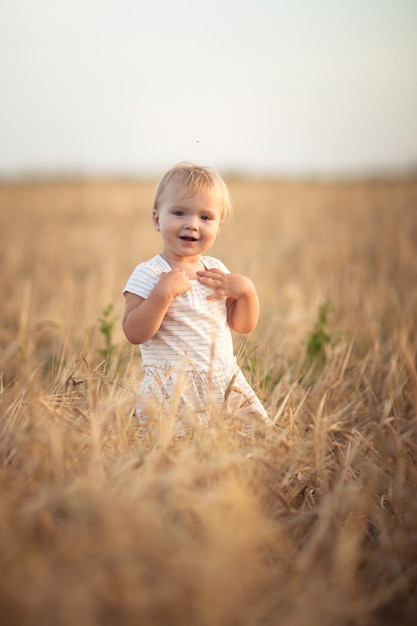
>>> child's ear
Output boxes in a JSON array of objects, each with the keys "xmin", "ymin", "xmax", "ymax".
[{"xmin": 153, "ymin": 210, "xmax": 160, "ymax": 230}]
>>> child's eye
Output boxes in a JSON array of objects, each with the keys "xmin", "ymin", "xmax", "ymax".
[
  {"xmin": 173, "ymin": 210, "xmax": 184, "ymax": 216},
  {"xmin": 201, "ymin": 215, "xmax": 212, "ymax": 221}
]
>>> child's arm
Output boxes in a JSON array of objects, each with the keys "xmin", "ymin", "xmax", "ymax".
[
  {"xmin": 197, "ymin": 269, "xmax": 260, "ymax": 334},
  {"xmin": 123, "ymin": 269, "xmax": 191, "ymax": 344}
]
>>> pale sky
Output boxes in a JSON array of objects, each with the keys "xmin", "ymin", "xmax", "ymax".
[{"xmin": 1, "ymin": 0, "xmax": 416, "ymax": 177}]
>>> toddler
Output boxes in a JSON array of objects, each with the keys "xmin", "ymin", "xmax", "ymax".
[{"xmin": 123, "ymin": 162, "xmax": 269, "ymax": 431}]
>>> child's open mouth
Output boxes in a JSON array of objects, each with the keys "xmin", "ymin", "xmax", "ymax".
[{"xmin": 181, "ymin": 236, "xmax": 198, "ymax": 242}]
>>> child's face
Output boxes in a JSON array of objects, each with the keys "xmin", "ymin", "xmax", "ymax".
[{"xmin": 153, "ymin": 183, "xmax": 223, "ymax": 261}]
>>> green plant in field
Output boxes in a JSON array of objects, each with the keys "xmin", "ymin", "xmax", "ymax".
[
  {"xmin": 306, "ymin": 300, "xmax": 334, "ymax": 370},
  {"xmin": 243, "ymin": 352, "xmax": 282, "ymax": 399},
  {"xmin": 98, "ymin": 303, "xmax": 116, "ymax": 365}
]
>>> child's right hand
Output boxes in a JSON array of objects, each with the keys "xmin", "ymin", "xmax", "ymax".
[
  {"xmin": 123, "ymin": 269, "xmax": 191, "ymax": 345},
  {"xmin": 158, "ymin": 269, "xmax": 192, "ymax": 298}
]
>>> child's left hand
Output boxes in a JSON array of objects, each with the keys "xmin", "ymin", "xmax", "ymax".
[{"xmin": 196, "ymin": 268, "xmax": 253, "ymax": 301}]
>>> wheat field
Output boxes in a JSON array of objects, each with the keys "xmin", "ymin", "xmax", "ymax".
[{"xmin": 0, "ymin": 176, "xmax": 416, "ymax": 625}]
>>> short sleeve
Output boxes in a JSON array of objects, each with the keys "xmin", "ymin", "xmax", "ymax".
[{"xmin": 123, "ymin": 257, "xmax": 166, "ymax": 299}]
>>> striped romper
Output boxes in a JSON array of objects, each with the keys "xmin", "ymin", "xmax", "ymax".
[{"xmin": 123, "ymin": 254, "xmax": 269, "ymax": 428}]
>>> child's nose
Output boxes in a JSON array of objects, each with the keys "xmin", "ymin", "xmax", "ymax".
[{"xmin": 185, "ymin": 215, "xmax": 198, "ymax": 229}]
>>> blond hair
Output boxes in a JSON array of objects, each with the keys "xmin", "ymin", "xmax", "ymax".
[{"xmin": 153, "ymin": 162, "xmax": 233, "ymax": 219}]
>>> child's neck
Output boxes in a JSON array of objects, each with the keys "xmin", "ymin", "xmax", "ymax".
[{"xmin": 160, "ymin": 253, "xmax": 205, "ymax": 279}]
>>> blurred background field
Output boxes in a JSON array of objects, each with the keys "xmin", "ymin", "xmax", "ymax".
[{"xmin": 0, "ymin": 176, "xmax": 417, "ymax": 625}]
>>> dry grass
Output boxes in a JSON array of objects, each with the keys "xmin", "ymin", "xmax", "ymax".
[{"xmin": 1, "ymin": 176, "xmax": 417, "ymax": 625}]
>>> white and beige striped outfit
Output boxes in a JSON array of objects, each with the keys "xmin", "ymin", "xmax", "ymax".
[{"xmin": 124, "ymin": 254, "xmax": 269, "ymax": 427}]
